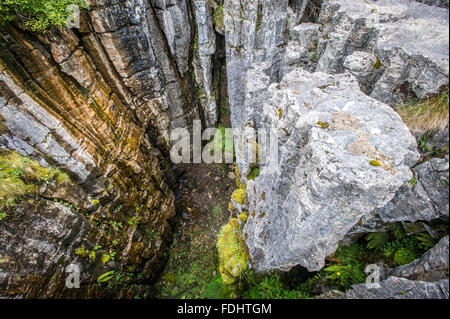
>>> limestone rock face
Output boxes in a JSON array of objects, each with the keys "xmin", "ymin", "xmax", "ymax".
[
  {"xmin": 345, "ymin": 277, "xmax": 449, "ymax": 299},
  {"xmin": 377, "ymin": 155, "xmax": 449, "ymax": 223},
  {"xmin": 224, "ymin": 0, "xmax": 448, "ymax": 274},
  {"xmin": 193, "ymin": 0, "xmax": 218, "ymax": 126},
  {"xmin": 315, "ymin": 0, "xmax": 449, "ymax": 105},
  {"xmin": 242, "ymin": 68, "xmax": 419, "ymax": 272},
  {"xmin": 414, "ymin": 0, "xmax": 449, "ymax": 8},
  {"xmin": 0, "ymin": 0, "xmax": 220, "ymax": 297}
]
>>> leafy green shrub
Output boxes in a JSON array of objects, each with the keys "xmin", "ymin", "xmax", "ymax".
[{"xmin": 0, "ymin": 0, "xmax": 88, "ymax": 31}]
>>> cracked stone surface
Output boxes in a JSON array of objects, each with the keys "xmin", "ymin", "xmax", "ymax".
[{"xmin": 242, "ymin": 67, "xmax": 419, "ymax": 272}]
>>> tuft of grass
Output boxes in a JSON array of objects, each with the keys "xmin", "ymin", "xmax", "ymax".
[
  {"xmin": 397, "ymin": 88, "xmax": 449, "ymax": 133},
  {"xmin": 0, "ymin": 149, "xmax": 70, "ymax": 199}
]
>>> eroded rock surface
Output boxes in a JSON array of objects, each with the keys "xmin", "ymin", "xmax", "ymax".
[
  {"xmin": 224, "ymin": 0, "xmax": 448, "ymax": 275},
  {"xmin": 345, "ymin": 277, "xmax": 449, "ymax": 299},
  {"xmin": 242, "ymin": 68, "xmax": 419, "ymax": 272},
  {"xmin": 0, "ymin": 0, "xmax": 216, "ymax": 298},
  {"xmin": 316, "ymin": 0, "xmax": 449, "ymax": 105}
]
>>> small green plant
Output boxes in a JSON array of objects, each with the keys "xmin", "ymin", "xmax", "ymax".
[
  {"xmin": 416, "ymin": 233, "xmax": 436, "ymax": 250},
  {"xmin": 409, "ymin": 176, "xmax": 417, "ymax": 187},
  {"xmin": 109, "ymin": 220, "xmax": 123, "ymax": 231},
  {"xmin": 145, "ymin": 228, "xmax": 159, "ymax": 241},
  {"xmin": 324, "ymin": 263, "xmax": 366, "ymax": 290},
  {"xmin": 365, "ymin": 232, "xmax": 390, "ymax": 250},
  {"xmin": 97, "ymin": 271, "xmax": 115, "ymax": 284},
  {"xmin": 75, "ymin": 245, "xmax": 87, "ymax": 257},
  {"xmin": 247, "ymin": 167, "xmax": 260, "ymax": 181},
  {"xmin": 387, "ymin": 223, "xmax": 406, "ymax": 240},
  {"xmin": 92, "ymin": 199, "xmax": 100, "ymax": 206},
  {"xmin": 127, "ymin": 216, "xmax": 141, "ymax": 227},
  {"xmin": 0, "ymin": 212, "xmax": 7, "ymax": 220},
  {"xmin": 417, "ymin": 134, "xmax": 433, "ymax": 153}
]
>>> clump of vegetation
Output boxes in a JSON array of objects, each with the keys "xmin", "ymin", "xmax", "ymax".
[
  {"xmin": 0, "ymin": 0, "xmax": 88, "ymax": 31},
  {"xmin": 417, "ymin": 133, "xmax": 433, "ymax": 153},
  {"xmin": 243, "ymin": 273, "xmax": 299, "ymax": 299},
  {"xmin": 247, "ymin": 167, "xmax": 260, "ymax": 181},
  {"xmin": 230, "ymin": 188, "xmax": 247, "ymax": 206},
  {"xmin": 397, "ymin": 87, "xmax": 449, "ymax": 134},
  {"xmin": 213, "ymin": 4, "xmax": 224, "ymax": 31},
  {"xmin": 217, "ymin": 223, "xmax": 249, "ymax": 285},
  {"xmin": 365, "ymin": 232, "xmax": 390, "ymax": 250},
  {"xmin": 323, "ymin": 243, "xmax": 367, "ymax": 290},
  {"xmin": 0, "ymin": 149, "xmax": 70, "ymax": 201},
  {"xmin": 238, "ymin": 213, "xmax": 248, "ymax": 223},
  {"xmin": 316, "ymin": 121, "xmax": 329, "ymax": 129},
  {"xmin": 393, "ymin": 248, "xmax": 416, "ymax": 266}
]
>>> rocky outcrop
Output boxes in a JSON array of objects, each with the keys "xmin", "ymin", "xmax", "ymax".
[
  {"xmin": 281, "ymin": 0, "xmax": 449, "ymax": 106},
  {"xmin": 414, "ymin": 0, "xmax": 449, "ymax": 8},
  {"xmin": 192, "ymin": 0, "xmax": 218, "ymax": 127},
  {"xmin": 377, "ymin": 155, "xmax": 449, "ymax": 223},
  {"xmin": 0, "ymin": 0, "xmax": 220, "ymax": 298},
  {"xmin": 344, "ymin": 277, "xmax": 449, "ymax": 299},
  {"xmin": 241, "ymin": 68, "xmax": 419, "ymax": 272},
  {"xmin": 314, "ymin": 0, "xmax": 449, "ymax": 105},
  {"xmin": 223, "ymin": 0, "xmax": 448, "ymax": 275}
]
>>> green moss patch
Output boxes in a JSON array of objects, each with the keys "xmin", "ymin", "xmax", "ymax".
[
  {"xmin": 0, "ymin": 149, "xmax": 70, "ymax": 200},
  {"xmin": 217, "ymin": 223, "xmax": 249, "ymax": 285}
]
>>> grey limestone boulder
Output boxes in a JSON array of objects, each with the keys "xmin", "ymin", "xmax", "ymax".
[{"xmin": 242, "ymin": 67, "xmax": 419, "ymax": 272}]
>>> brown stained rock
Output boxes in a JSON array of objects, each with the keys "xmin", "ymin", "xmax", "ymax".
[
  {"xmin": 348, "ymin": 132, "xmax": 395, "ymax": 174},
  {"xmin": 0, "ymin": 11, "xmax": 182, "ymax": 297},
  {"xmin": 331, "ymin": 112, "xmax": 362, "ymax": 130}
]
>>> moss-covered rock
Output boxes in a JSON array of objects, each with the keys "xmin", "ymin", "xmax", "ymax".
[
  {"xmin": 231, "ymin": 189, "xmax": 247, "ymax": 205},
  {"xmin": 217, "ymin": 223, "xmax": 249, "ymax": 285}
]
